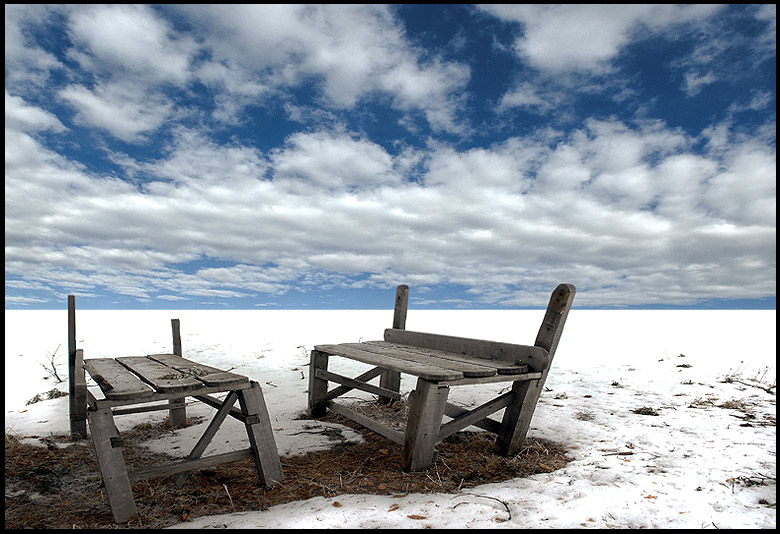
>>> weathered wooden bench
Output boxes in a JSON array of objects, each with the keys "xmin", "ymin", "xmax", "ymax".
[
  {"xmin": 308, "ymin": 283, "xmax": 575, "ymax": 471},
  {"xmin": 67, "ymin": 296, "xmax": 283, "ymax": 523}
]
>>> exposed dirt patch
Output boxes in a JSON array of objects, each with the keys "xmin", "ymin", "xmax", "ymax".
[{"xmin": 5, "ymin": 401, "xmax": 571, "ymax": 529}]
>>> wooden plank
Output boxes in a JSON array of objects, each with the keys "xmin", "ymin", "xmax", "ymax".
[
  {"xmin": 146, "ymin": 353, "xmax": 249, "ymax": 388},
  {"xmin": 316, "ymin": 369, "xmax": 402, "ymax": 402},
  {"xmin": 403, "ymin": 379, "xmax": 450, "ymax": 471},
  {"xmin": 384, "ymin": 329, "xmax": 550, "ymax": 372},
  {"xmin": 320, "ymin": 366, "xmax": 386, "ymax": 404},
  {"xmin": 68, "ymin": 296, "xmax": 87, "ymax": 438},
  {"xmin": 326, "ymin": 401, "xmax": 405, "ymax": 445},
  {"xmin": 437, "ymin": 391, "xmax": 514, "ymax": 442},
  {"xmin": 315, "ymin": 344, "xmax": 463, "ymax": 381},
  {"xmin": 343, "ymin": 342, "xmax": 497, "ymax": 378},
  {"xmin": 84, "ymin": 358, "xmax": 155, "ymax": 401},
  {"xmin": 116, "ymin": 356, "xmax": 203, "ymax": 393},
  {"xmin": 237, "ymin": 382, "xmax": 284, "ymax": 486},
  {"xmin": 308, "ymin": 350, "xmax": 330, "ymax": 417},
  {"xmin": 88, "ymin": 408, "xmax": 138, "ymax": 523},
  {"xmin": 174, "ymin": 391, "xmax": 239, "ymax": 487},
  {"xmin": 365, "ymin": 341, "xmax": 528, "ymax": 374},
  {"xmin": 444, "ymin": 403, "xmax": 502, "ymax": 434},
  {"xmin": 130, "ymin": 448, "xmax": 254, "ymax": 482}
]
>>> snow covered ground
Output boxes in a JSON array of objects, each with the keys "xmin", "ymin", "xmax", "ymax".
[{"xmin": 4, "ymin": 308, "xmax": 776, "ymax": 529}]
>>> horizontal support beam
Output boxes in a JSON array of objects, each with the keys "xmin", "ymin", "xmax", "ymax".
[
  {"xmin": 129, "ymin": 448, "xmax": 254, "ymax": 482},
  {"xmin": 326, "ymin": 401, "xmax": 405, "ymax": 445},
  {"xmin": 318, "ymin": 369, "xmax": 402, "ymax": 403},
  {"xmin": 444, "ymin": 403, "xmax": 502, "ymax": 434},
  {"xmin": 438, "ymin": 391, "xmax": 515, "ymax": 442}
]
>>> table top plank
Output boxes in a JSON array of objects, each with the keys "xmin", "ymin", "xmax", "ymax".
[
  {"xmin": 83, "ymin": 358, "xmax": 155, "ymax": 401},
  {"xmin": 116, "ymin": 356, "xmax": 204, "ymax": 393},
  {"xmin": 146, "ymin": 354, "xmax": 250, "ymax": 388},
  {"xmin": 315, "ymin": 344, "xmax": 464, "ymax": 381},
  {"xmin": 343, "ymin": 342, "xmax": 497, "ymax": 378},
  {"xmin": 362, "ymin": 341, "xmax": 529, "ymax": 375}
]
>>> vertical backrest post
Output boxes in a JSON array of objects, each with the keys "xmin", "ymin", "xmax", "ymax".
[
  {"xmin": 393, "ymin": 284, "xmax": 409, "ymax": 330},
  {"xmin": 534, "ymin": 283, "xmax": 576, "ymax": 359},
  {"xmin": 168, "ymin": 318, "xmax": 186, "ymax": 426},
  {"xmin": 380, "ymin": 284, "xmax": 408, "ymax": 404},
  {"xmin": 68, "ymin": 295, "xmax": 88, "ymax": 438},
  {"xmin": 171, "ymin": 318, "xmax": 182, "ymax": 356}
]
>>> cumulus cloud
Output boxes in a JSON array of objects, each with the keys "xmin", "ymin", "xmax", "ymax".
[{"xmin": 4, "ymin": 5, "xmax": 775, "ymax": 308}]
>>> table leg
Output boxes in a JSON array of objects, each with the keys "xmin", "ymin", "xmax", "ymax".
[
  {"xmin": 88, "ymin": 408, "xmax": 138, "ymax": 523},
  {"xmin": 308, "ymin": 350, "xmax": 329, "ymax": 417},
  {"xmin": 494, "ymin": 379, "xmax": 534, "ymax": 456},
  {"xmin": 238, "ymin": 381, "xmax": 284, "ymax": 486},
  {"xmin": 403, "ymin": 378, "xmax": 449, "ymax": 471}
]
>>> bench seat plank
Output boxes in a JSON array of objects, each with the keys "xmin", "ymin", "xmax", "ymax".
[
  {"xmin": 83, "ymin": 358, "xmax": 155, "ymax": 401},
  {"xmin": 345, "ymin": 342, "xmax": 497, "ymax": 378},
  {"xmin": 146, "ymin": 354, "xmax": 250, "ymax": 389},
  {"xmin": 362, "ymin": 341, "xmax": 529, "ymax": 374},
  {"xmin": 384, "ymin": 328, "xmax": 550, "ymax": 372},
  {"xmin": 116, "ymin": 356, "xmax": 203, "ymax": 393},
  {"xmin": 315, "ymin": 344, "xmax": 463, "ymax": 381}
]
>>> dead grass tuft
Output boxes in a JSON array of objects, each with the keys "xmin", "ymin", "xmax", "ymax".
[{"xmin": 5, "ymin": 401, "xmax": 570, "ymax": 529}]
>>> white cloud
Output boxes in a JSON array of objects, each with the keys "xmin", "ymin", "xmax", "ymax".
[
  {"xmin": 480, "ymin": 4, "xmax": 723, "ymax": 75},
  {"xmin": 59, "ymin": 82, "xmax": 174, "ymax": 142},
  {"xmin": 5, "ymin": 91, "xmax": 67, "ymax": 133},
  {"xmin": 176, "ymin": 4, "xmax": 470, "ymax": 132},
  {"xmin": 66, "ymin": 4, "xmax": 193, "ymax": 84}
]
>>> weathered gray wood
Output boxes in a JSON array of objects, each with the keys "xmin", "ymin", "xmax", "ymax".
[
  {"xmin": 438, "ymin": 371, "xmax": 543, "ymax": 387},
  {"xmin": 315, "ymin": 344, "xmax": 463, "ymax": 381},
  {"xmin": 116, "ymin": 356, "xmax": 203, "ymax": 393},
  {"xmin": 308, "ymin": 350, "xmax": 330, "ymax": 417},
  {"xmin": 68, "ymin": 296, "xmax": 88, "ymax": 438},
  {"xmin": 444, "ymin": 403, "xmax": 502, "ymax": 434},
  {"xmin": 495, "ymin": 283, "xmax": 576, "ymax": 456},
  {"xmin": 112, "ymin": 402, "xmax": 174, "ymax": 416},
  {"xmin": 194, "ymin": 393, "xmax": 246, "ymax": 421},
  {"xmin": 341, "ymin": 342, "xmax": 497, "ymax": 378},
  {"xmin": 70, "ymin": 349, "xmax": 88, "ymax": 438},
  {"xmin": 365, "ymin": 340, "xmax": 529, "ymax": 374},
  {"xmin": 147, "ymin": 353, "xmax": 249, "ymax": 388},
  {"xmin": 326, "ymin": 401, "xmax": 405, "ymax": 445},
  {"xmin": 171, "ymin": 319, "xmax": 182, "ymax": 357},
  {"xmin": 84, "ymin": 358, "xmax": 155, "ymax": 401},
  {"xmin": 88, "ymin": 408, "xmax": 138, "ymax": 523},
  {"xmin": 319, "ymin": 366, "xmax": 386, "ymax": 404},
  {"xmin": 403, "ymin": 379, "xmax": 450, "ymax": 471},
  {"xmin": 493, "ymin": 379, "xmax": 533, "ymax": 455},
  {"xmin": 237, "ymin": 381, "xmax": 284, "ymax": 486},
  {"xmin": 384, "ymin": 329, "xmax": 550, "ymax": 372},
  {"xmin": 437, "ymin": 391, "xmax": 514, "ymax": 442},
  {"xmin": 89, "ymin": 382, "xmax": 249, "ymax": 410},
  {"xmin": 168, "ymin": 319, "xmax": 186, "ymax": 426},
  {"xmin": 174, "ymin": 391, "xmax": 239, "ymax": 487},
  {"xmin": 380, "ymin": 284, "xmax": 407, "ymax": 404},
  {"xmin": 316, "ymin": 369, "xmax": 402, "ymax": 402},
  {"xmin": 130, "ymin": 448, "xmax": 253, "ymax": 482}
]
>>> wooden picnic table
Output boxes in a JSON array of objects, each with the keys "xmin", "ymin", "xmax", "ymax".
[
  {"xmin": 309, "ymin": 284, "xmax": 575, "ymax": 471},
  {"xmin": 67, "ymin": 298, "xmax": 283, "ymax": 523}
]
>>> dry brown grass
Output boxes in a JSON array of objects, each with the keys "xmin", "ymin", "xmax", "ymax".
[{"xmin": 5, "ymin": 402, "xmax": 570, "ymax": 529}]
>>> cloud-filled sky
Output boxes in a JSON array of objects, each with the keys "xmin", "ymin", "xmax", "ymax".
[{"xmin": 4, "ymin": 4, "xmax": 776, "ymax": 310}]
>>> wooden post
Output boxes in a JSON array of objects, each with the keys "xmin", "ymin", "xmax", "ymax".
[
  {"xmin": 237, "ymin": 381, "xmax": 284, "ymax": 486},
  {"xmin": 403, "ymin": 378, "xmax": 449, "ymax": 471},
  {"xmin": 308, "ymin": 350, "xmax": 330, "ymax": 417},
  {"xmin": 379, "ymin": 285, "xmax": 407, "ymax": 403},
  {"xmin": 495, "ymin": 284, "xmax": 576, "ymax": 456},
  {"xmin": 168, "ymin": 318, "xmax": 186, "ymax": 427},
  {"xmin": 88, "ymin": 408, "xmax": 138, "ymax": 523},
  {"xmin": 68, "ymin": 295, "xmax": 88, "ymax": 439}
]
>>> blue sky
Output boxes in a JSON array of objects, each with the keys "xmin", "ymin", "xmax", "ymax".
[{"xmin": 5, "ymin": 4, "xmax": 776, "ymax": 310}]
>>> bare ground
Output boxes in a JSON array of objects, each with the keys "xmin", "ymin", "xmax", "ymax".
[{"xmin": 5, "ymin": 401, "xmax": 571, "ymax": 529}]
